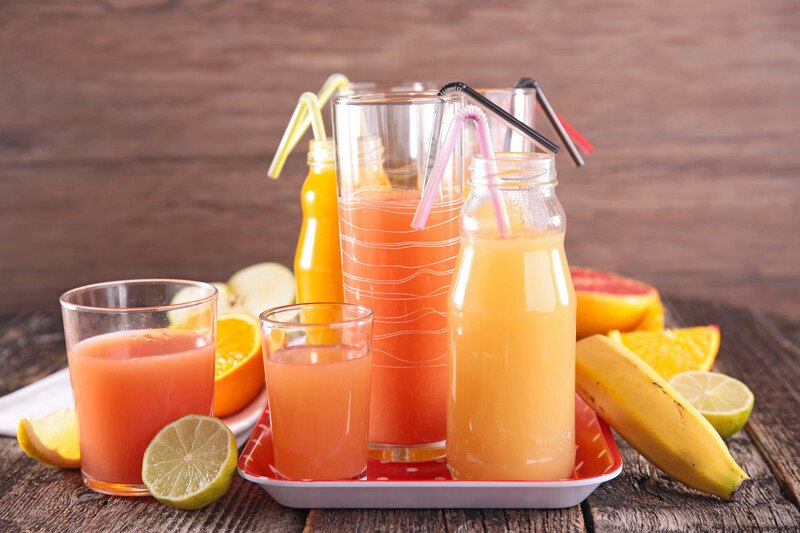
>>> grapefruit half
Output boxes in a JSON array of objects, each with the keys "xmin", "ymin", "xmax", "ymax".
[{"xmin": 571, "ymin": 266, "xmax": 661, "ymax": 339}]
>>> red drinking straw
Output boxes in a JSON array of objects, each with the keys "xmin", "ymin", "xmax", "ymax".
[
  {"xmin": 412, "ymin": 104, "xmax": 509, "ymax": 237},
  {"xmin": 555, "ymin": 112, "xmax": 595, "ymax": 154},
  {"xmin": 514, "ymin": 77, "xmax": 592, "ymax": 163}
]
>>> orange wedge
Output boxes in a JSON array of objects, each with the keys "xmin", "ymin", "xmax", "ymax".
[
  {"xmin": 214, "ymin": 314, "xmax": 264, "ymax": 417},
  {"xmin": 608, "ymin": 325, "xmax": 720, "ymax": 380},
  {"xmin": 17, "ymin": 408, "xmax": 80, "ymax": 468}
]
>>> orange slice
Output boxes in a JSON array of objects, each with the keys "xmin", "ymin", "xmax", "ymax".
[
  {"xmin": 608, "ymin": 325, "xmax": 720, "ymax": 380},
  {"xmin": 17, "ymin": 408, "xmax": 80, "ymax": 469},
  {"xmin": 214, "ymin": 314, "xmax": 264, "ymax": 417}
]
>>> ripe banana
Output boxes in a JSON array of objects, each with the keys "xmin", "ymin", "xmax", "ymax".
[{"xmin": 576, "ymin": 334, "xmax": 748, "ymax": 499}]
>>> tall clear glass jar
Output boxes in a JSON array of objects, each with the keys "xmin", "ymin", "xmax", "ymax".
[
  {"xmin": 447, "ymin": 152, "xmax": 576, "ymax": 480},
  {"xmin": 333, "ymin": 92, "xmax": 463, "ymax": 462}
]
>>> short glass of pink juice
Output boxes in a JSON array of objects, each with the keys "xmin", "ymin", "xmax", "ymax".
[
  {"xmin": 259, "ymin": 303, "xmax": 373, "ymax": 481},
  {"xmin": 60, "ymin": 279, "xmax": 217, "ymax": 496}
]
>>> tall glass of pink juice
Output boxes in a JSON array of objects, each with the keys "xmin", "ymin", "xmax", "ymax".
[
  {"xmin": 60, "ymin": 279, "xmax": 217, "ymax": 496},
  {"xmin": 260, "ymin": 303, "xmax": 373, "ymax": 480},
  {"xmin": 333, "ymin": 92, "xmax": 463, "ymax": 462}
]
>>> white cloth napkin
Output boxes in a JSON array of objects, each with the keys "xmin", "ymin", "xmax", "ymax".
[{"xmin": 0, "ymin": 370, "xmax": 266, "ymax": 448}]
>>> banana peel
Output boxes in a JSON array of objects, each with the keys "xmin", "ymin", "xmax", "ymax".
[{"xmin": 576, "ymin": 334, "xmax": 748, "ymax": 499}]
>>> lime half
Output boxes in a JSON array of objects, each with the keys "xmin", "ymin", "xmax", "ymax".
[
  {"xmin": 142, "ymin": 415, "xmax": 237, "ymax": 510},
  {"xmin": 669, "ymin": 371, "xmax": 755, "ymax": 438}
]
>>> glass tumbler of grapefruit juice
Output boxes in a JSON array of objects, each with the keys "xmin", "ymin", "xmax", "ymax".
[
  {"xmin": 333, "ymin": 92, "xmax": 463, "ymax": 462},
  {"xmin": 60, "ymin": 279, "xmax": 217, "ymax": 496},
  {"xmin": 260, "ymin": 303, "xmax": 373, "ymax": 481}
]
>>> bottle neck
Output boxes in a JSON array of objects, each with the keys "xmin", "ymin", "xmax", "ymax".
[
  {"xmin": 307, "ymin": 137, "xmax": 385, "ymax": 173},
  {"xmin": 307, "ymin": 139, "xmax": 336, "ymax": 172},
  {"xmin": 463, "ymin": 152, "xmax": 563, "ymax": 239},
  {"xmin": 469, "ymin": 152, "xmax": 557, "ymax": 189}
]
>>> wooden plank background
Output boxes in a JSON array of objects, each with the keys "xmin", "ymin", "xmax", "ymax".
[{"xmin": 1, "ymin": 0, "xmax": 799, "ymax": 317}]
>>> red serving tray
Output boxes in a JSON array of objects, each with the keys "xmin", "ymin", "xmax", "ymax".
[{"xmin": 238, "ymin": 395, "xmax": 622, "ymax": 509}]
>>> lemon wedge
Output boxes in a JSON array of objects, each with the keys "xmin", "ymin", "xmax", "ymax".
[{"xmin": 17, "ymin": 408, "xmax": 80, "ymax": 469}]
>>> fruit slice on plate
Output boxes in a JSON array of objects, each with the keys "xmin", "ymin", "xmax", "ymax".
[
  {"xmin": 571, "ymin": 266, "xmax": 660, "ymax": 338},
  {"xmin": 169, "ymin": 282, "xmax": 232, "ymax": 326},
  {"xmin": 142, "ymin": 415, "xmax": 237, "ymax": 510},
  {"xmin": 214, "ymin": 313, "xmax": 264, "ymax": 417},
  {"xmin": 228, "ymin": 262, "xmax": 295, "ymax": 318},
  {"xmin": 609, "ymin": 325, "xmax": 720, "ymax": 380},
  {"xmin": 576, "ymin": 334, "xmax": 748, "ymax": 499},
  {"xmin": 670, "ymin": 371, "xmax": 755, "ymax": 439},
  {"xmin": 17, "ymin": 408, "xmax": 80, "ymax": 468}
]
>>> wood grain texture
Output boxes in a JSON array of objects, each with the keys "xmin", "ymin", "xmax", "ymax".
[
  {"xmin": 1, "ymin": 299, "xmax": 799, "ymax": 531},
  {"xmin": 1, "ymin": 0, "xmax": 799, "ymax": 317},
  {"xmin": 668, "ymin": 298, "xmax": 800, "ymax": 509},
  {"xmin": 0, "ymin": 312, "xmax": 66, "ymax": 396},
  {"xmin": 303, "ymin": 507, "xmax": 585, "ymax": 532},
  {"xmin": 583, "ymin": 299, "xmax": 800, "ymax": 532},
  {"xmin": 587, "ymin": 435, "xmax": 800, "ymax": 532}
]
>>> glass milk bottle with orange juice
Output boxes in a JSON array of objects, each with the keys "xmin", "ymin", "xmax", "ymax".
[{"xmin": 447, "ymin": 152, "xmax": 576, "ymax": 480}]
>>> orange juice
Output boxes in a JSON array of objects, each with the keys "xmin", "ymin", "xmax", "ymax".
[
  {"xmin": 294, "ymin": 140, "xmax": 343, "ymax": 303},
  {"xmin": 339, "ymin": 189, "xmax": 462, "ymax": 448},
  {"xmin": 265, "ymin": 345, "xmax": 371, "ymax": 480},
  {"xmin": 68, "ymin": 329, "xmax": 214, "ymax": 486},
  {"xmin": 448, "ymin": 233, "xmax": 576, "ymax": 480}
]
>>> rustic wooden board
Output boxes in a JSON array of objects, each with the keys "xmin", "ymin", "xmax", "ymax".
[
  {"xmin": 1, "ymin": 0, "xmax": 799, "ymax": 317},
  {"xmin": 1, "ymin": 299, "xmax": 798, "ymax": 531},
  {"xmin": 583, "ymin": 298, "xmax": 800, "ymax": 531},
  {"xmin": 0, "ymin": 312, "xmax": 66, "ymax": 396},
  {"xmin": 1, "ymin": 150, "xmax": 798, "ymax": 318},
  {"xmin": 303, "ymin": 507, "xmax": 585, "ymax": 532},
  {"xmin": 668, "ymin": 299, "xmax": 800, "ymax": 509},
  {"xmin": 587, "ymin": 434, "xmax": 800, "ymax": 531}
]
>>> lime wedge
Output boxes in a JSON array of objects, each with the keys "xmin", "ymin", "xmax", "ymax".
[
  {"xmin": 142, "ymin": 415, "xmax": 237, "ymax": 510},
  {"xmin": 669, "ymin": 371, "xmax": 755, "ymax": 438}
]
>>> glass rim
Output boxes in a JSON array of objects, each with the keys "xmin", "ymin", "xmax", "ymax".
[
  {"xmin": 470, "ymin": 152, "xmax": 556, "ymax": 186},
  {"xmin": 59, "ymin": 279, "xmax": 218, "ymax": 314},
  {"xmin": 331, "ymin": 91, "xmax": 459, "ymax": 107},
  {"xmin": 473, "ymin": 151, "xmax": 555, "ymax": 164},
  {"xmin": 260, "ymin": 302, "xmax": 374, "ymax": 328},
  {"xmin": 477, "ymin": 87, "xmax": 536, "ymax": 96},
  {"xmin": 345, "ymin": 80, "xmax": 437, "ymax": 91}
]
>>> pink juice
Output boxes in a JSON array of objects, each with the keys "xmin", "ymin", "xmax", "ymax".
[
  {"xmin": 265, "ymin": 345, "xmax": 371, "ymax": 480},
  {"xmin": 68, "ymin": 329, "xmax": 215, "ymax": 486}
]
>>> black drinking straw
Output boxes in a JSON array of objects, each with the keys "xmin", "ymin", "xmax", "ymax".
[
  {"xmin": 438, "ymin": 81, "xmax": 560, "ymax": 154},
  {"xmin": 514, "ymin": 77, "xmax": 585, "ymax": 167}
]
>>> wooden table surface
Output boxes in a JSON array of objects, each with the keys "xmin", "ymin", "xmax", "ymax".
[{"xmin": 0, "ymin": 297, "xmax": 799, "ymax": 532}]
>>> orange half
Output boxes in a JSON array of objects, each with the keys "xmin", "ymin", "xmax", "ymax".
[{"xmin": 214, "ymin": 314, "xmax": 264, "ymax": 417}]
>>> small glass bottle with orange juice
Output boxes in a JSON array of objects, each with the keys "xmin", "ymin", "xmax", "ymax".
[
  {"xmin": 294, "ymin": 139, "xmax": 343, "ymax": 303},
  {"xmin": 447, "ymin": 152, "xmax": 576, "ymax": 481}
]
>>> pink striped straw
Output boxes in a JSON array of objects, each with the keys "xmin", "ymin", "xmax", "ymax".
[{"xmin": 411, "ymin": 104, "xmax": 509, "ymax": 237}]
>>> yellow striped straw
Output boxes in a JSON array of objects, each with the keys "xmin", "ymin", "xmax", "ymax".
[{"xmin": 267, "ymin": 74, "xmax": 350, "ymax": 179}]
